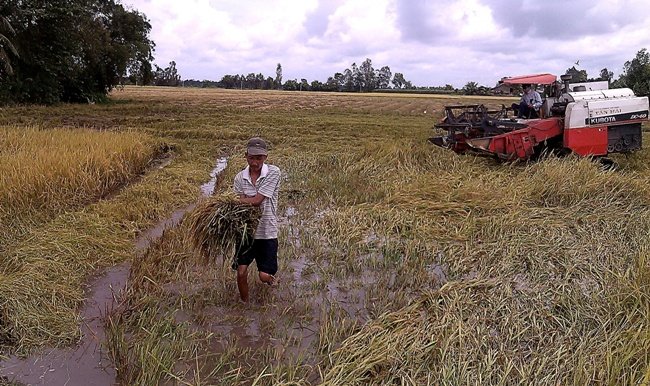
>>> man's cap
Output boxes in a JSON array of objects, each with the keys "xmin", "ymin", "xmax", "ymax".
[{"xmin": 247, "ymin": 137, "xmax": 268, "ymax": 156}]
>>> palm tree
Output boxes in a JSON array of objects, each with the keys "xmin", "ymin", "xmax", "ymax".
[
  {"xmin": 462, "ymin": 81, "xmax": 479, "ymax": 95},
  {"xmin": 0, "ymin": 15, "xmax": 18, "ymax": 76}
]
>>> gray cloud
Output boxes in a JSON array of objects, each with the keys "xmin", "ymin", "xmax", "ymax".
[
  {"xmin": 394, "ymin": 0, "xmax": 454, "ymax": 44},
  {"xmin": 485, "ymin": 0, "xmax": 643, "ymax": 39},
  {"xmin": 303, "ymin": 1, "xmax": 341, "ymax": 38}
]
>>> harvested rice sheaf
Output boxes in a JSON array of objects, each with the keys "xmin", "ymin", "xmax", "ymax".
[{"xmin": 188, "ymin": 195, "xmax": 260, "ymax": 265}]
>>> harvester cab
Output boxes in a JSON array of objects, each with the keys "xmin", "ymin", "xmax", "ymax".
[{"xmin": 429, "ymin": 73, "xmax": 649, "ymax": 161}]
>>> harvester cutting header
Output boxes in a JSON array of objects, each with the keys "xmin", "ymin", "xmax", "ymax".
[{"xmin": 429, "ymin": 73, "xmax": 649, "ymax": 160}]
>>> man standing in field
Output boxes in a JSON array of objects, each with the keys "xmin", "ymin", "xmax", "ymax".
[{"xmin": 233, "ymin": 137, "xmax": 281, "ymax": 302}]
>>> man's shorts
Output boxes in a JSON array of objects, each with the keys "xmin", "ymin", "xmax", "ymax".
[{"xmin": 235, "ymin": 238, "xmax": 278, "ymax": 275}]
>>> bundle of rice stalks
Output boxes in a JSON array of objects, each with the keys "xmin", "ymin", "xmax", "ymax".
[{"xmin": 188, "ymin": 195, "xmax": 260, "ymax": 265}]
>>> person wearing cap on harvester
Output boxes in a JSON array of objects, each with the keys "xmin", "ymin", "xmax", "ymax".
[
  {"xmin": 514, "ymin": 84, "xmax": 543, "ymax": 118},
  {"xmin": 233, "ymin": 137, "xmax": 281, "ymax": 302}
]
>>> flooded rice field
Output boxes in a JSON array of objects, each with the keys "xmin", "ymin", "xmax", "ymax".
[{"xmin": 1, "ymin": 88, "xmax": 648, "ymax": 385}]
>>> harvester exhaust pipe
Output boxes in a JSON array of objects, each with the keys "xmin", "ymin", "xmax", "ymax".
[{"xmin": 560, "ymin": 74, "xmax": 572, "ymax": 93}]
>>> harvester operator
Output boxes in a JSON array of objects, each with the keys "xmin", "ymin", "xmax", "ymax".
[{"xmin": 514, "ymin": 84, "xmax": 542, "ymax": 118}]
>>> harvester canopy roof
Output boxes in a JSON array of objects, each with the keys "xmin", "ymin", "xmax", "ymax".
[{"xmin": 501, "ymin": 73, "xmax": 557, "ymax": 85}]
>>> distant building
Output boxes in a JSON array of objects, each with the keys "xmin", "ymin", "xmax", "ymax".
[{"xmin": 492, "ymin": 80, "xmax": 520, "ymax": 95}]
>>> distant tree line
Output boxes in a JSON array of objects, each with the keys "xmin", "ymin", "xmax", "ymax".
[
  {"xmin": 123, "ymin": 49, "xmax": 650, "ymax": 98},
  {"xmin": 200, "ymin": 50, "xmax": 650, "ymax": 97},
  {"xmin": 460, "ymin": 81, "xmax": 493, "ymax": 96},
  {"xmin": 204, "ymin": 59, "xmax": 417, "ymax": 92},
  {"xmin": 215, "ymin": 73, "xmax": 278, "ymax": 89},
  {"xmin": 0, "ymin": 0, "xmax": 155, "ymax": 104}
]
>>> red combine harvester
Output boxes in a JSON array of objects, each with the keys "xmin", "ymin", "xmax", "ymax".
[{"xmin": 429, "ymin": 74, "xmax": 649, "ymax": 160}]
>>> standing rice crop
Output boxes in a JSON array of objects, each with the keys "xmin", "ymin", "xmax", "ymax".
[{"xmin": 0, "ymin": 126, "xmax": 158, "ymax": 243}]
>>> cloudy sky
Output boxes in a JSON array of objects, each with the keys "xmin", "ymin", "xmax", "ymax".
[{"xmin": 121, "ymin": 0, "xmax": 649, "ymax": 88}]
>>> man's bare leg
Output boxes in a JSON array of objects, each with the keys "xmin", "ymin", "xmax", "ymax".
[
  {"xmin": 259, "ymin": 272, "xmax": 275, "ymax": 286},
  {"xmin": 237, "ymin": 265, "xmax": 249, "ymax": 302}
]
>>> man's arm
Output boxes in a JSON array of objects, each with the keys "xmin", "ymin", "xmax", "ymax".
[
  {"xmin": 238, "ymin": 167, "xmax": 280, "ymax": 207},
  {"xmin": 239, "ymin": 193, "xmax": 265, "ymax": 206}
]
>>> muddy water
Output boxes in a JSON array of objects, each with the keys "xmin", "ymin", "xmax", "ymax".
[
  {"xmin": 147, "ymin": 204, "xmax": 390, "ymax": 383},
  {"xmin": 0, "ymin": 157, "xmax": 229, "ymax": 386},
  {"xmin": 0, "ymin": 263, "xmax": 130, "ymax": 385},
  {"xmin": 200, "ymin": 157, "xmax": 228, "ymax": 196},
  {"xmin": 134, "ymin": 206, "xmax": 196, "ymax": 251}
]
